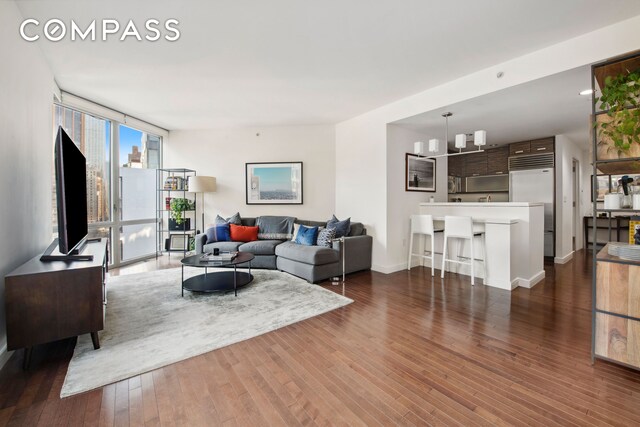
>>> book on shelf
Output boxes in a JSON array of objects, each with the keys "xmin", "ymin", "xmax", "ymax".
[
  {"xmin": 200, "ymin": 252, "xmax": 238, "ymax": 262},
  {"xmin": 163, "ymin": 176, "xmax": 185, "ymax": 190},
  {"xmin": 630, "ymin": 216, "xmax": 640, "ymax": 245}
]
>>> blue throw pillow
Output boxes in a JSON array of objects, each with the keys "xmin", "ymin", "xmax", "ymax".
[
  {"xmin": 205, "ymin": 223, "xmax": 231, "ymax": 243},
  {"xmin": 295, "ymin": 225, "xmax": 319, "ymax": 246},
  {"xmin": 327, "ymin": 215, "xmax": 351, "ymax": 238}
]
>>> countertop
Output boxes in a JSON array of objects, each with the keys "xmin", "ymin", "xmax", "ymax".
[{"xmin": 419, "ymin": 202, "xmax": 544, "ymax": 207}]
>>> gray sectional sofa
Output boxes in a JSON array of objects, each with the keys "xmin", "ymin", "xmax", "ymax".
[{"xmin": 194, "ymin": 217, "xmax": 372, "ymax": 283}]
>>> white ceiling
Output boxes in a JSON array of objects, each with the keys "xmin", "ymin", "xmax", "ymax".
[
  {"xmin": 393, "ymin": 65, "xmax": 593, "ymax": 147},
  {"xmin": 14, "ymin": 0, "xmax": 640, "ymax": 130}
]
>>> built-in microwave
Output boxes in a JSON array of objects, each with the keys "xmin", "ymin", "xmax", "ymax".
[{"xmin": 448, "ymin": 176, "xmax": 462, "ymax": 193}]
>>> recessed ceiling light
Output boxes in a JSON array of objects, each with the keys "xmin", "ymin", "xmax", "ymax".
[
  {"xmin": 579, "ymin": 89, "xmax": 593, "ymax": 96},
  {"xmin": 489, "ymin": 144, "xmax": 498, "ymax": 147}
]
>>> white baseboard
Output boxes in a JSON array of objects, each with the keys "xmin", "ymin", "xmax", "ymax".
[
  {"xmin": 0, "ymin": 344, "xmax": 12, "ymax": 371},
  {"xmin": 372, "ymin": 262, "xmax": 409, "ymax": 274},
  {"xmin": 516, "ymin": 270, "xmax": 546, "ymax": 288},
  {"xmin": 554, "ymin": 251, "xmax": 574, "ymax": 264}
]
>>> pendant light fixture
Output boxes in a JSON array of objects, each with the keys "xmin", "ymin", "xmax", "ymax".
[{"xmin": 414, "ymin": 112, "xmax": 486, "ymax": 158}]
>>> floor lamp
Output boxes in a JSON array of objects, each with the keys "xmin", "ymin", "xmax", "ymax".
[{"xmin": 187, "ymin": 176, "xmax": 217, "ymax": 233}]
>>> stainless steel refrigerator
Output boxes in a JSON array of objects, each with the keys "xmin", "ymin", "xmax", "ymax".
[{"xmin": 509, "ymin": 168, "xmax": 555, "ymax": 257}]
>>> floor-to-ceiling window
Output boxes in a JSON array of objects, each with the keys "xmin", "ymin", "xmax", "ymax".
[{"xmin": 53, "ymin": 103, "xmax": 163, "ymax": 267}]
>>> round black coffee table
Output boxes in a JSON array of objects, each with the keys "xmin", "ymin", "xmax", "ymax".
[{"xmin": 180, "ymin": 252, "xmax": 255, "ymax": 296}]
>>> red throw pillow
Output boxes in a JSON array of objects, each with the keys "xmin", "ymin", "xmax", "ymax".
[{"xmin": 230, "ymin": 224, "xmax": 259, "ymax": 242}]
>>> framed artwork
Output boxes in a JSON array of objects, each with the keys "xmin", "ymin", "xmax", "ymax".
[
  {"xmin": 168, "ymin": 234, "xmax": 190, "ymax": 251},
  {"xmin": 405, "ymin": 153, "xmax": 436, "ymax": 192},
  {"xmin": 592, "ymin": 174, "xmax": 610, "ymax": 202},
  {"xmin": 245, "ymin": 162, "xmax": 303, "ymax": 204}
]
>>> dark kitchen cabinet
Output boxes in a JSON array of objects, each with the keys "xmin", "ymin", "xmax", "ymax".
[
  {"xmin": 448, "ymin": 154, "xmax": 464, "ymax": 177},
  {"xmin": 486, "ymin": 146, "xmax": 509, "ymax": 175},
  {"xmin": 509, "ymin": 141, "xmax": 531, "ymax": 156},
  {"xmin": 530, "ymin": 137, "xmax": 554, "ymax": 153},
  {"xmin": 464, "ymin": 151, "xmax": 487, "ymax": 176}
]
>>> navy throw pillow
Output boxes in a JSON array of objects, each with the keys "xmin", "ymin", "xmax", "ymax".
[
  {"xmin": 205, "ymin": 223, "xmax": 231, "ymax": 243},
  {"xmin": 295, "ymin": 225, "xmax": 319, "ymax": 246},
  {"xmin": 327, "ymin": 215, "xmax": 351, "ymax": 238}
]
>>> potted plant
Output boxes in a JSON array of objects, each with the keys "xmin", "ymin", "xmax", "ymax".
[
  {"xmin": 169, "ymin": 198, "xmax": 194, "ymax": 230},
  {"xmin": 595, "ymin": 69, "xmax": 640, "ymax": 173}
]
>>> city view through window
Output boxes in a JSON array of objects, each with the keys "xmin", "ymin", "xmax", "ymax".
[{"xmin": 53, "ymin": 105, "xmax": 161, "ymax": 263}]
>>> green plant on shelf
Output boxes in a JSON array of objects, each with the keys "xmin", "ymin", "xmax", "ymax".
[
  {"xmin": 169, "ymin": 198, "xmax": 195, "ymax": 225},
  {"xmin": 595, "ymin": 69, "xmax": 640, "ymax": 152}
]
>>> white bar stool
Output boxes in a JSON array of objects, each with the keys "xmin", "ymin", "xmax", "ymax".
[
  {"xmin": 440, "ymin": 215, "xmax": 487, "ymax": 285},
  {"xmin": 407, "ymin": 214, "xmax": 443, "ymax": 276}
]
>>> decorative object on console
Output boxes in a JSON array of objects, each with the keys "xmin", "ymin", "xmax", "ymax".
[
  {"xmin": 229, "ymin": 224, "xmax": 259, "ymax": 242},
  {"xmin": 413, "ymin": 112, "xmax": 487, "ymax": 159},
  {"xmin": 187, "ymin": 175, "xmax": 217, "ymax": 234},
  {"xmin": 405, "ymin": 153, "xmax": 436, "ymax": 192},
  {"xmin": 295, "ymin": 225, "xmax": 319, "ymax": 246},
  {"xmin": 245, "ymin": 162, "xmax": 303, "ymax": 205}
]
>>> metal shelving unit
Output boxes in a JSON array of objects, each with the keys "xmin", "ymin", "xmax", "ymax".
[
  {"xmin": 156, "ymin": 168, "xmax": 197, "ymax": 258},
  {"xmin": 591, "ymin": 50, "xmax": 640, "ymax": 370}
]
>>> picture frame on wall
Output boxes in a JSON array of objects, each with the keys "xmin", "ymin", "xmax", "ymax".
[
  {"xmin": 245, "ymin": 162, "xmax": 303, "ymax": 204},
  {"xmin": 405, "ymin": 153, "xmax": 436, "ymax": 192}
]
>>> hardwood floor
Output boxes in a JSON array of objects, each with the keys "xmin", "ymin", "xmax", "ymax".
[{"xmin": 1, "ymin": 251, "xmax": 639, "ymax": 426}]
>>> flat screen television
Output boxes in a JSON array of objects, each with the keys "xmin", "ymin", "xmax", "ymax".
[{"xmin": 54, "ymin": 126, "xmax": 88, "ymax": 254}]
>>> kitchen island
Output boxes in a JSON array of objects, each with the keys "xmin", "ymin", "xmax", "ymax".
[{"xmin": 418, "ymin": 202, "xmax": 545, "ymax": 290}]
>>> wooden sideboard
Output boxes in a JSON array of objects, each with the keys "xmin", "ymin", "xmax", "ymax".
[{"xmin": 4, "ymin": 238, "xmax": 108, "ymax": 368}]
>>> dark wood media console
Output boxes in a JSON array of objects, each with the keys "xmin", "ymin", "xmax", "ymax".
[{"xmin": 4, "ymin": 238, "xmax": 108, "ymax": 368}]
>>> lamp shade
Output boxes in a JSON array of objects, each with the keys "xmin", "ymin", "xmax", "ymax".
[
  {"xmin": 428, "ymin": 139, "xmax": 440, "ymax": 153},
  {"xmin": 455, "ymin": 134, "xmax": 467, "ymax": 149},
  {"xmin": 414, "ymin": 141, "xmax": 425, "ymax": 155},
  {"xmin": 474, "ymin": 130, "xmax": 487, "ymax": 147},
  {"xmin": 188, "ymin": 176, "xmax": 217, "ymax": 193}
]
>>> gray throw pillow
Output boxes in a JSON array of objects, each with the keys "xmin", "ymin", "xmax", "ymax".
[
  {"xmin": 317, "ymin": 227, "xmax": 336, "ymax": 248},
  {"xmin": 327, "ymin": 215, "xmax": 351, "ymax": 238},
  {"xmin": 215, "ymin": 212, "xmax": 242, "ymax": 225}
]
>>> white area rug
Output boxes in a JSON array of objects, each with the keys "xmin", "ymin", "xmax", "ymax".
[{"xmin": 61, "ymin": 267, "xmax": 352, "ymax": 398}]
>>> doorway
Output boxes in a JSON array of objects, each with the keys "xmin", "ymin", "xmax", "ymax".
[{"xmin": 572, "ymin": 159, "xmax": 579, "ymax": 251}]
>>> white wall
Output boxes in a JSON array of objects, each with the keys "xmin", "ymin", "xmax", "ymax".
[
  {"xmin": 0, "ymin": 1, "xmax": 54, "ymax": 368},
  {"xmin": 165, "ymin": 126, "xmax": 336, "ymax": 225},
  {"xmin": 336, "ymin": 15, "xmax": 640, "ymax": 273},
  {"xmin": 385, "ymin": 125, "xmax": 447, "ymax": 272},
  {"xmin": 555, "ymin": 134, "xmax": 591, "ymax": 263}
]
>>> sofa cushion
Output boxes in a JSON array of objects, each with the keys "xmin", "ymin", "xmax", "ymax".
[
  {"xmin": 215, "ymin": 212, "xmax": 242, "ymax": 225},
  {"xmin": 205, "ymin": 223, "xmax": 230, "ymax": 243},
  {"xmin": 203, "ymin": 241, "xmax": 242, "ymax": 253},
  {"xmin": 295, "ymin": 225, "xmax": 319, "ymax": 246},
  {"xmin": 275, "ymin": 241, "xmax": 339, "ymax": 265},
  {"xmin": 327, "ymin": 215, "xmax": 351, "ymax": 238},
  {"xmin": 317, "ymin": 227, "xmax": 336, "ymax": 247},
  {"xmin": 238, "ymin": 240, "xmax": 282, "ymax": 255},
  {"xmin": 349, "ymin": 222, "xmax": 365, "ymax": 236},
  {"xmin": 230, "ymin": 224, "xmax": 258, "ymax": 242},
  {"xmin": 256, "ymin": 216, "xmax": 295, "ymax": 240}
]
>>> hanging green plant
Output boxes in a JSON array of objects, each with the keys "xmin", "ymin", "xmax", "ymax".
[
  {"xmin": 169, "ymin": 198, "xmax": 194, "ymax": 224},
  {"xmin": 596, "ymin": 70, "xmax": 640, "ymax": 152}
]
